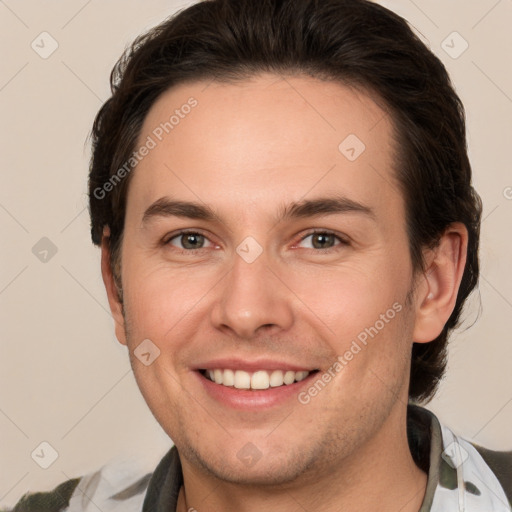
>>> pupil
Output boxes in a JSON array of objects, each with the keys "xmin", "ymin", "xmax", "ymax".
[
  {"xmin": 183, "ymin": 234, "xmax": 203, "ymax": 249},
  {"xmin": 313, "ymin": 233, "xmax": 333, "ymax": 249}
]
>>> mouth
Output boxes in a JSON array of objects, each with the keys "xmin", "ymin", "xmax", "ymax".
[
  {"xmin": 193, "ymin": 358, "xmax": 323, "ymax": 410},
  {"xmin": 198, "ymin": 368, "xmax": 320, "ymax": 390}
]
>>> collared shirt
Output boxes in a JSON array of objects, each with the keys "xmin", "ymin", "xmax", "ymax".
[{"xmin": 9, "ymin": 406, "xmax": 512, "ymax": 511}]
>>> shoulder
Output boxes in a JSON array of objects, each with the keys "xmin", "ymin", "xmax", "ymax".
[
  {"xmin": 6, "ymin": 457, "xmax": 155, "ymax": 512},
  {"xmin": 436, "ymin": 421, "xmax": 512, "ymax": 510},
  {"xmin": 7, "ymin": 477, "xmax": 80, "ymax": 512},
  {"xmin": 407, "ymin": 405, "xmax": 512, "ymax": 510},
  {"xmin": 470, "ymin": 443, "xmax": 512, "ymax": 504}
]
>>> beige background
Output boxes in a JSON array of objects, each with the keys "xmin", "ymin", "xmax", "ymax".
[{"xmin": 1, "ymin": 0, "xmax": 511, "ymax": 508}]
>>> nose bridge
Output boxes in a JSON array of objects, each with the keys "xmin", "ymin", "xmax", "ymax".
[{"xmin": 211, "ymin": 238, "xmax": 293, "ymax": 338}]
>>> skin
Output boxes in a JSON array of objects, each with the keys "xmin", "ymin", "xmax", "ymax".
[{"xmin": 101, "ymin": 74, "xmax": 468, "ymax": 512}]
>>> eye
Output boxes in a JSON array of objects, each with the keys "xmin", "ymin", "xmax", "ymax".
[
  {"xmin": 297, "ymin": 230, "xmax": 348, "ymax": 252},
  {"xmin": 164, "ymin": 230, "xmax": 215, "ymax": 251},
  {"xmin": 162, "ymin": 229, "xmax": 348, "ymax": 254}
]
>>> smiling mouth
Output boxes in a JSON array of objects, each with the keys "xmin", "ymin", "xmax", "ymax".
[{"xmin": 199, "ymin": 368, "xmax": 320, "ymax": 390}]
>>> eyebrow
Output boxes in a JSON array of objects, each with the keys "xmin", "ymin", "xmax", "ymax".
[{"xmin": 141, "ymin": 194, "xmax": 375, "ymax": 226}]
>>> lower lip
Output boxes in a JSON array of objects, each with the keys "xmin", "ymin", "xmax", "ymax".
[{"xmin": 195, "ymin": 370, "xmax": 318, "ymax": 410}]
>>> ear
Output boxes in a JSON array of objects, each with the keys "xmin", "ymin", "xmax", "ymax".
[
  {"xmin": 100, "ymin": 226, "xmax": 128, "ymax": 346},
  {"xmin": 412, "ymin": 223, "xmax": 468, "ymax": 343}
]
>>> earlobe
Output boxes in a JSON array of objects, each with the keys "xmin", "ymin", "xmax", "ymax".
[
  {"xmin": 412, "ymin": 223, "xmax": 468, "ymax": 343},
  {"xmin": 100, "ymin": 226, "xmax": 128, "ymax": 346}
]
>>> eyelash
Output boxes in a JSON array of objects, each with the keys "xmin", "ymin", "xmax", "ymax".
[
  {"xmin": 162, "ymin": 229, "xmax": 349, "ymax": 254},
  {"xmin": 298, "ymin": 229, "xmax": 350, "ymax": 253}
]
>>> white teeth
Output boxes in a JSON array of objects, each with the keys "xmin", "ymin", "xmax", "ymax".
[
  {"xmin": 204, "ymin": 368, "xmax": 312, "ymax": 389},
  {"xmin": 283, "ymin": 370, "xmax": 295, "ymax": 385},
  {"xmin": 214, "ymin": 369, "xmax": 223, "ymax": 384},
  {"xmin": 223, "ymin": 369, "xmax": 235, "ymax": 386},
  {"xmin": 251, "ymin": 371, "xmax": 270, "ymax": 390},
  {"xmin": 234, "ymin": 370, "xmax": 251, "ymax": 389},
  {"xmin": 269, "ymin": 370, "xmax": 284, "ymax": 387},
  {"xmin": 295, "ymin": 371, "xmax": 309, "ymax": 382}
]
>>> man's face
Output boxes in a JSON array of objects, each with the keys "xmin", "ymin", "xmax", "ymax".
[{"xmin": 111, "ymin": 74, "xmax": 424, "ymax": 485}]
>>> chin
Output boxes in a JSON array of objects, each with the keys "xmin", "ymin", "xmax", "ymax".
[{"xmin": 182, "ymin": 441, "xmax": 318, "ymax": 487}]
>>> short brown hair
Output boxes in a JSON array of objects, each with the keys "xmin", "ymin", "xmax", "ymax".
[{"xmin": 88, "ymin": 0, "xmax": 482, "ymax": 403}]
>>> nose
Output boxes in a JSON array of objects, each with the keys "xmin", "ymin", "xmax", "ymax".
[{"xmin": 210, "ymin": 246, "xmax": 294, "ymax": 340}]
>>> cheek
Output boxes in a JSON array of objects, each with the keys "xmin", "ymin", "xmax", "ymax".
[
  {"xmin": 122, "ymin": 257, "xmax": 212, "ymax": 336},
  {"xmin": 282, "ymin": 259, "xmax": 408, "ymax": 339},
  {"xmin": 323, "ymin": 304, "xmax": 414, "ymax": 411},
  {"xmin": 283, "ymin": 258, "xmax": 414, "ymax": 395}
]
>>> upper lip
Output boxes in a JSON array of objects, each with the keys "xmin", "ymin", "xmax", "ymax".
[{"xmin": 194, "ymin": 358, "xmax": 318, "ymax": 372}]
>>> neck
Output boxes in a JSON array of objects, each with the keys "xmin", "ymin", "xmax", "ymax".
[{"xmin": 177, "ymin": 406, "xmax": 428, "ymax": 512}]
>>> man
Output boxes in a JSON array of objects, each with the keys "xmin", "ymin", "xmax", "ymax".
[{"xmin": 8, "ymin": 0, "xmax": 511, "ymax": 511}]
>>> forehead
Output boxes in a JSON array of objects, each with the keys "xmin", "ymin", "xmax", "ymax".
[{"xmin": 127, "ymin": 73, "xmax": 402, "ymax": 226}]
